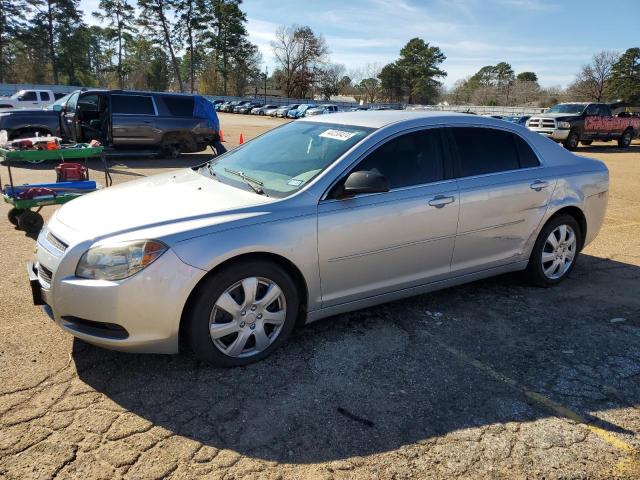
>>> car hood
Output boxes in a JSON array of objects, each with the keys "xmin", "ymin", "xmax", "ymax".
[
  {"xmin": 0, "ymin": 108, "xmax": 58, "ymax": 115},
  {"xmin": 55, "ymin": 168, "xmax": 272, "ymax": 240},
  {"xmin": 534, "ymin": 113, "xmax": 582, "ymax": 120}
]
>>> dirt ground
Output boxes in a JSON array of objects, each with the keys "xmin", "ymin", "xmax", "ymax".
[{"xmin": 1, "ymin": 113, "xmax": 639, "ymax": 479}]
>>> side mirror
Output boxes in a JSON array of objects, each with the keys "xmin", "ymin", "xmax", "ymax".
[
  {"xmin": 53, "ymin": 104, "xmax": 63, "ymax": 112},
  {"xmin": 338, "ymin": 170, "xmax": 389, "ymax": 198}
]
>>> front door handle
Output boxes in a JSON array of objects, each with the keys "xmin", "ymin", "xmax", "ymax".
[
  {"xmin": 530, "ymin": 180, "xmax": 549, "ymax": 191},
  {"xmin": 428, "ymin": 195, "xmax": 455, "ymax": 208}
]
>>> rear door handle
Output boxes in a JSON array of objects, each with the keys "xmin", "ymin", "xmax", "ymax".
[
  {"xmin": 530, "ymin": 180, "xmax": 549, "ymax": 191},
  {"xmin": 428, "ymin": 195, "xmax": 455, "ymax": 208}
]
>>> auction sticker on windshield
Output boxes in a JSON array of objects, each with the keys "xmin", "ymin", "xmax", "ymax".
[{"xmin": 319, "ymin": 129, "xmax": 357, "ymax": 141}]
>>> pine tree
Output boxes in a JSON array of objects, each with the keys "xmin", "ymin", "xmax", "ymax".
[
  {"xmin": 94, "ymin": 0, "xmax": 135, "ymax": 89},
  {"xmin": 138, "ymin": 0, "xmax": 184, "ymax": 92},
  {"xmin": 608, "ymin": 48, "xmax": 640, "ymax": 105}
]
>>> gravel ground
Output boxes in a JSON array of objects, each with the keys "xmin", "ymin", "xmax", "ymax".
[{"xmin": 1, "ymin": 115, "xmax": 639, "ymax": 479}]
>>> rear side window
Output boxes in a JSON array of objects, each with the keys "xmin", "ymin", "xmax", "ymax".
[
  {"xmin": 355, "ymin": 129, "xmax": 445, "ymax": 189},
  {"xmin": 451, "ymin": 127, "xmax": 520, "ymax": 177},
  {"xmin": 40, "ymin": 92, "xmax": 50, "ymax": 101},
  {"xmin": 112, "ymin": 95, "xmax": 155, "ymax": 115},
  {"xmin": 513, "ymin": 135, "xmax": 540, "ymax": 168},
  {"xmin": 163, "ymin": 96, "xmax": 195, "ymax": 116}
]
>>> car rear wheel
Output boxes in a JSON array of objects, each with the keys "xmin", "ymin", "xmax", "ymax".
[
  {"xmin": 563, "ymin": 131, "xmax": 580, "ymax": 151},
  {"xmin": 618, "ymin": 129, "xmax": 633, "ymax": 148},
  {"xmin": 526, "ymin": 214, "xmax": 581, "ymax": 287},
  {"xmin": 186, "ymin": 260, "xmax": 299, "ymax": 367}
]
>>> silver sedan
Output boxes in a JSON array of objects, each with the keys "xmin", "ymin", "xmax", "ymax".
[{"xmin": 31, "ymin": 111, "xmax": 609, "ymax": 366}]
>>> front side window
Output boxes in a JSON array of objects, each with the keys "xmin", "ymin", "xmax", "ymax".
[
  {"xmin": 40, "ymin": 92, "xmax": 50, "ymax": 101},
  {"xmin": 17, "ymin": 91, "xmax": 37, "ymax": 101},
  {"xmin": 78, "ymin": 94, "xmax": 100, "ymax": 111},
  {"xmin": 351, "ymin": 129, "xmax": 445, "ymax": 189},
  {"xmin": 451, "ymin": 127, "xmax": 521, "ymax": 177},
  {"xmin": 112, "ymin": 95, "xmax": 155, "ymax": 115},
  {"xmin": 208, "ymin": 122, "xmax": 373, "ymax": 198},
  {"xmin": 66, "ymin": 92, "xmax": 80, "ymax": 113}
]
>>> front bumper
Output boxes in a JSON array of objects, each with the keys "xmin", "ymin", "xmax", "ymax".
[
  {"xmin": 528, "ymin": 127, "xmax": 570, "ymax": 141},
  {"xmin": 33, "ymin": 228, "xmax": 206, "ymax": 354}
]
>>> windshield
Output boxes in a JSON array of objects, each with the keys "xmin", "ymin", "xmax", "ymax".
[
  {"xmin": 546, "ymin": 104, "xmax": 586, "ymax": 114},
  {"xmin": 207, "ymin": 121, "xmax": 374, "ymax": 198},
  {"xmin": 44, "ymin": 93, "xmax": 72, "ymax": 110}
]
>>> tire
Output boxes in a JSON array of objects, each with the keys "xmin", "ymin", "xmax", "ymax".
[
  {"xmin": 525, "ymin": 214, "xmax": 582, "ymax": 287},
  {"xmin": 563, "ymin": 131, "xmax": 580, "ymax": 151},
  {"xmin": 8, "ymin": 208, "xmax": 26, "ymax": 226},
  {"xmin": 161, "ymin": 134, "xmax": 182, "ymax": 159},
  {"xmin": 186, "ymin": 260, "xmax": 300, "ymax": 367},
  {"xmin": 16, "ymin": 211, "xmax": 44, "ymax": 233},
  {"xmin": 581, "ymin": 140, "xmax": 592, "ymax": 146},
  {"xmin": 618, "ymin": 129, "xmax": 633, "ymax": 148}
]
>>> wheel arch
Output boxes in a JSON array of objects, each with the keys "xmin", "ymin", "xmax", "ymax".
[
  {"xmin": 178, "ymin": 251, "xmax": 309, "ymax": 351},
  {"xmin": 546, "ymin": 205, "xmax": 587, "ymax": 250},
  {"xmin": 9, "ymin": 126, "xmax": 54, "ymax": 139}
]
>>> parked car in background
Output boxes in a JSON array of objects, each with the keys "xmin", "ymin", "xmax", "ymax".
[
  {"xmin": 506, "ymin": 115, "xmax": 531, "ymax": 125},
  {"xmin": 0, "ymin": 89, "xmax": 57, "ymax": 109},
  {"xmin": 252, "ymin": 104, "xmax": 278, "ymax": 115},
  {"xmin": 232, "ymin": 101, "xmax": 253, "ymax": 113},
  {"xmin": 220, "ymin": 101, "xmax": 242, "ymax": 113},
  {"xmin": 526, "ymin": 102, "xmax": 640, "ymax": 150},
  {"xmin": 237, "ymin": 102, "xmax": 262, "ymax": 114},
  {"xmin": 287, "ymin": 104, "xmax": 317, "ymax": 119},
  {"xmin": 215, "ymin": 101, "xmax": 230, "ymax": 111},
  {"xmin": 275, "ymin": 104, "xmax": 300, "ymax": 118},
  {"xmin": 305, "ymin": 104, "xmax": 339, "ymax": 116},
  {"xmin": 350, "ymin": 106, "xmax": 370, "ymax": 112},
  {"xmin": 30, "ymin": 111, "xmax": 608, "ymax": 367},
  {"xmin": 0, "ymin": 89, "xmax": 217, "ymax": 156}
]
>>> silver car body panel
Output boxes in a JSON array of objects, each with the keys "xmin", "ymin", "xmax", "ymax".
[{"xmin": 34, "ymin": 111, "xmax": 609, "ymax": 353}]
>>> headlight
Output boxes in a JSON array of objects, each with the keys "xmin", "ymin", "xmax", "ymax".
[
  {"xmin": 76, "ymin": 240, "xmax": 167, "ymax": 281},
  {"xmin": 557, "ymin": 121, "xmax": 571, "ymax": 129}
]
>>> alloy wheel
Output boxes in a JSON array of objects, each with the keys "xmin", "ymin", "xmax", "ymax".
[
  {"xmin": 541, "ymin": 224, "xmax": 577, "ymax": 280},
  {"xmin": 209, "ymin": 276, "xmax": 286, "ymax": 358}
]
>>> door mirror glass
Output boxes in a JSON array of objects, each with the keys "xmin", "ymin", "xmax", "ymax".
[
  {"xmin": 339, "ymin": 170, "xmax": 389, "ymax": 198},
  {"xmin": 52, "ymin": 104, "xmax": 63, "ymax": 112}
]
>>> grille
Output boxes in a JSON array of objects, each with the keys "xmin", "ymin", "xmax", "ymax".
[
  {"xmin": 47, "ymin": 232, "xmax": 68, "ymax": 252},
  {"xmin": 528, "ymin": 117, "xmax": 556, "ymax": 128},
  {"xmin": 38, "ymin": 264, "xmax": 53, "ymax": 286}
]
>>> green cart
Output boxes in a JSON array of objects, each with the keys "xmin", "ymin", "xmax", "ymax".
[{"xmin": 1, "ymin": 144, "xmax": 110, "ymax": 232}]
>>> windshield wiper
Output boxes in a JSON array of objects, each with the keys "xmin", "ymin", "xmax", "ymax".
[{"xmin": 224, "ymin": 168, "xmax": 268, "ymax": 196}]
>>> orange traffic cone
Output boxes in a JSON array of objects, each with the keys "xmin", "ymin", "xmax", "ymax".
[
  {"xmin": 239, "ymin": 133, "xmax": 244, "ymax": 145},
  {"xmin": 219, "ymin": 130, "xmax": 224, "ymax": 142}
]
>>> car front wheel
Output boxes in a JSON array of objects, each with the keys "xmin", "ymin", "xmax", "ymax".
[
  {"xmin": 186, "ymin": 260, "xmax": 299, "ymax": 367},
  {"xmin": 526, "ymin": 214, "xmax": 581, "ymax": 287}
]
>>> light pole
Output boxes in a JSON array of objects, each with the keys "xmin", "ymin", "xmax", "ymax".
[{"xmin": 264, "ymin": 66, "xmax": 268, "ymax": 103}]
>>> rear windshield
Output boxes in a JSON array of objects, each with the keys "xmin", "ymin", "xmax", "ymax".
[{"xmin": 163, "ymin": 96, "xmax": 195, "ymax": 116}]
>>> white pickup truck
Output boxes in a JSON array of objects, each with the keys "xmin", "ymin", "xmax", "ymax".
[{"xmin": 0, "ymin": 89, "xmax": 58, "ymax": 109}]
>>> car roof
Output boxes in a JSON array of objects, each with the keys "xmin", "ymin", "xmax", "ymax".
[{"xmin": 299, "ymin": 110, "xmax": 493, "ymax": 128}]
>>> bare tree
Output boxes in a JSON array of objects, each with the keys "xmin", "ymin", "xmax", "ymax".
[
  {"xmin": 271, "ymin": 24, "xmax": 327, "ymax": 98},
  {"xmin": 568, "ymin": 50, "xmax": 619, "ymax": 102}
]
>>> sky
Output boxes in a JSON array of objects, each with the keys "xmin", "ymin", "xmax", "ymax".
[{"xmin": 80, "ymin": 0, "xmax": 639, "ymax": 88}]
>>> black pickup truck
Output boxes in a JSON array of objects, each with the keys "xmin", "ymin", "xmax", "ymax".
[
  {"xmin": 0, "ymin": 89, "xmax": 217, "ymax": 156},
  {"xmin": 526, "ymin": 102, "xmax": 639, "ymax": 150}
]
